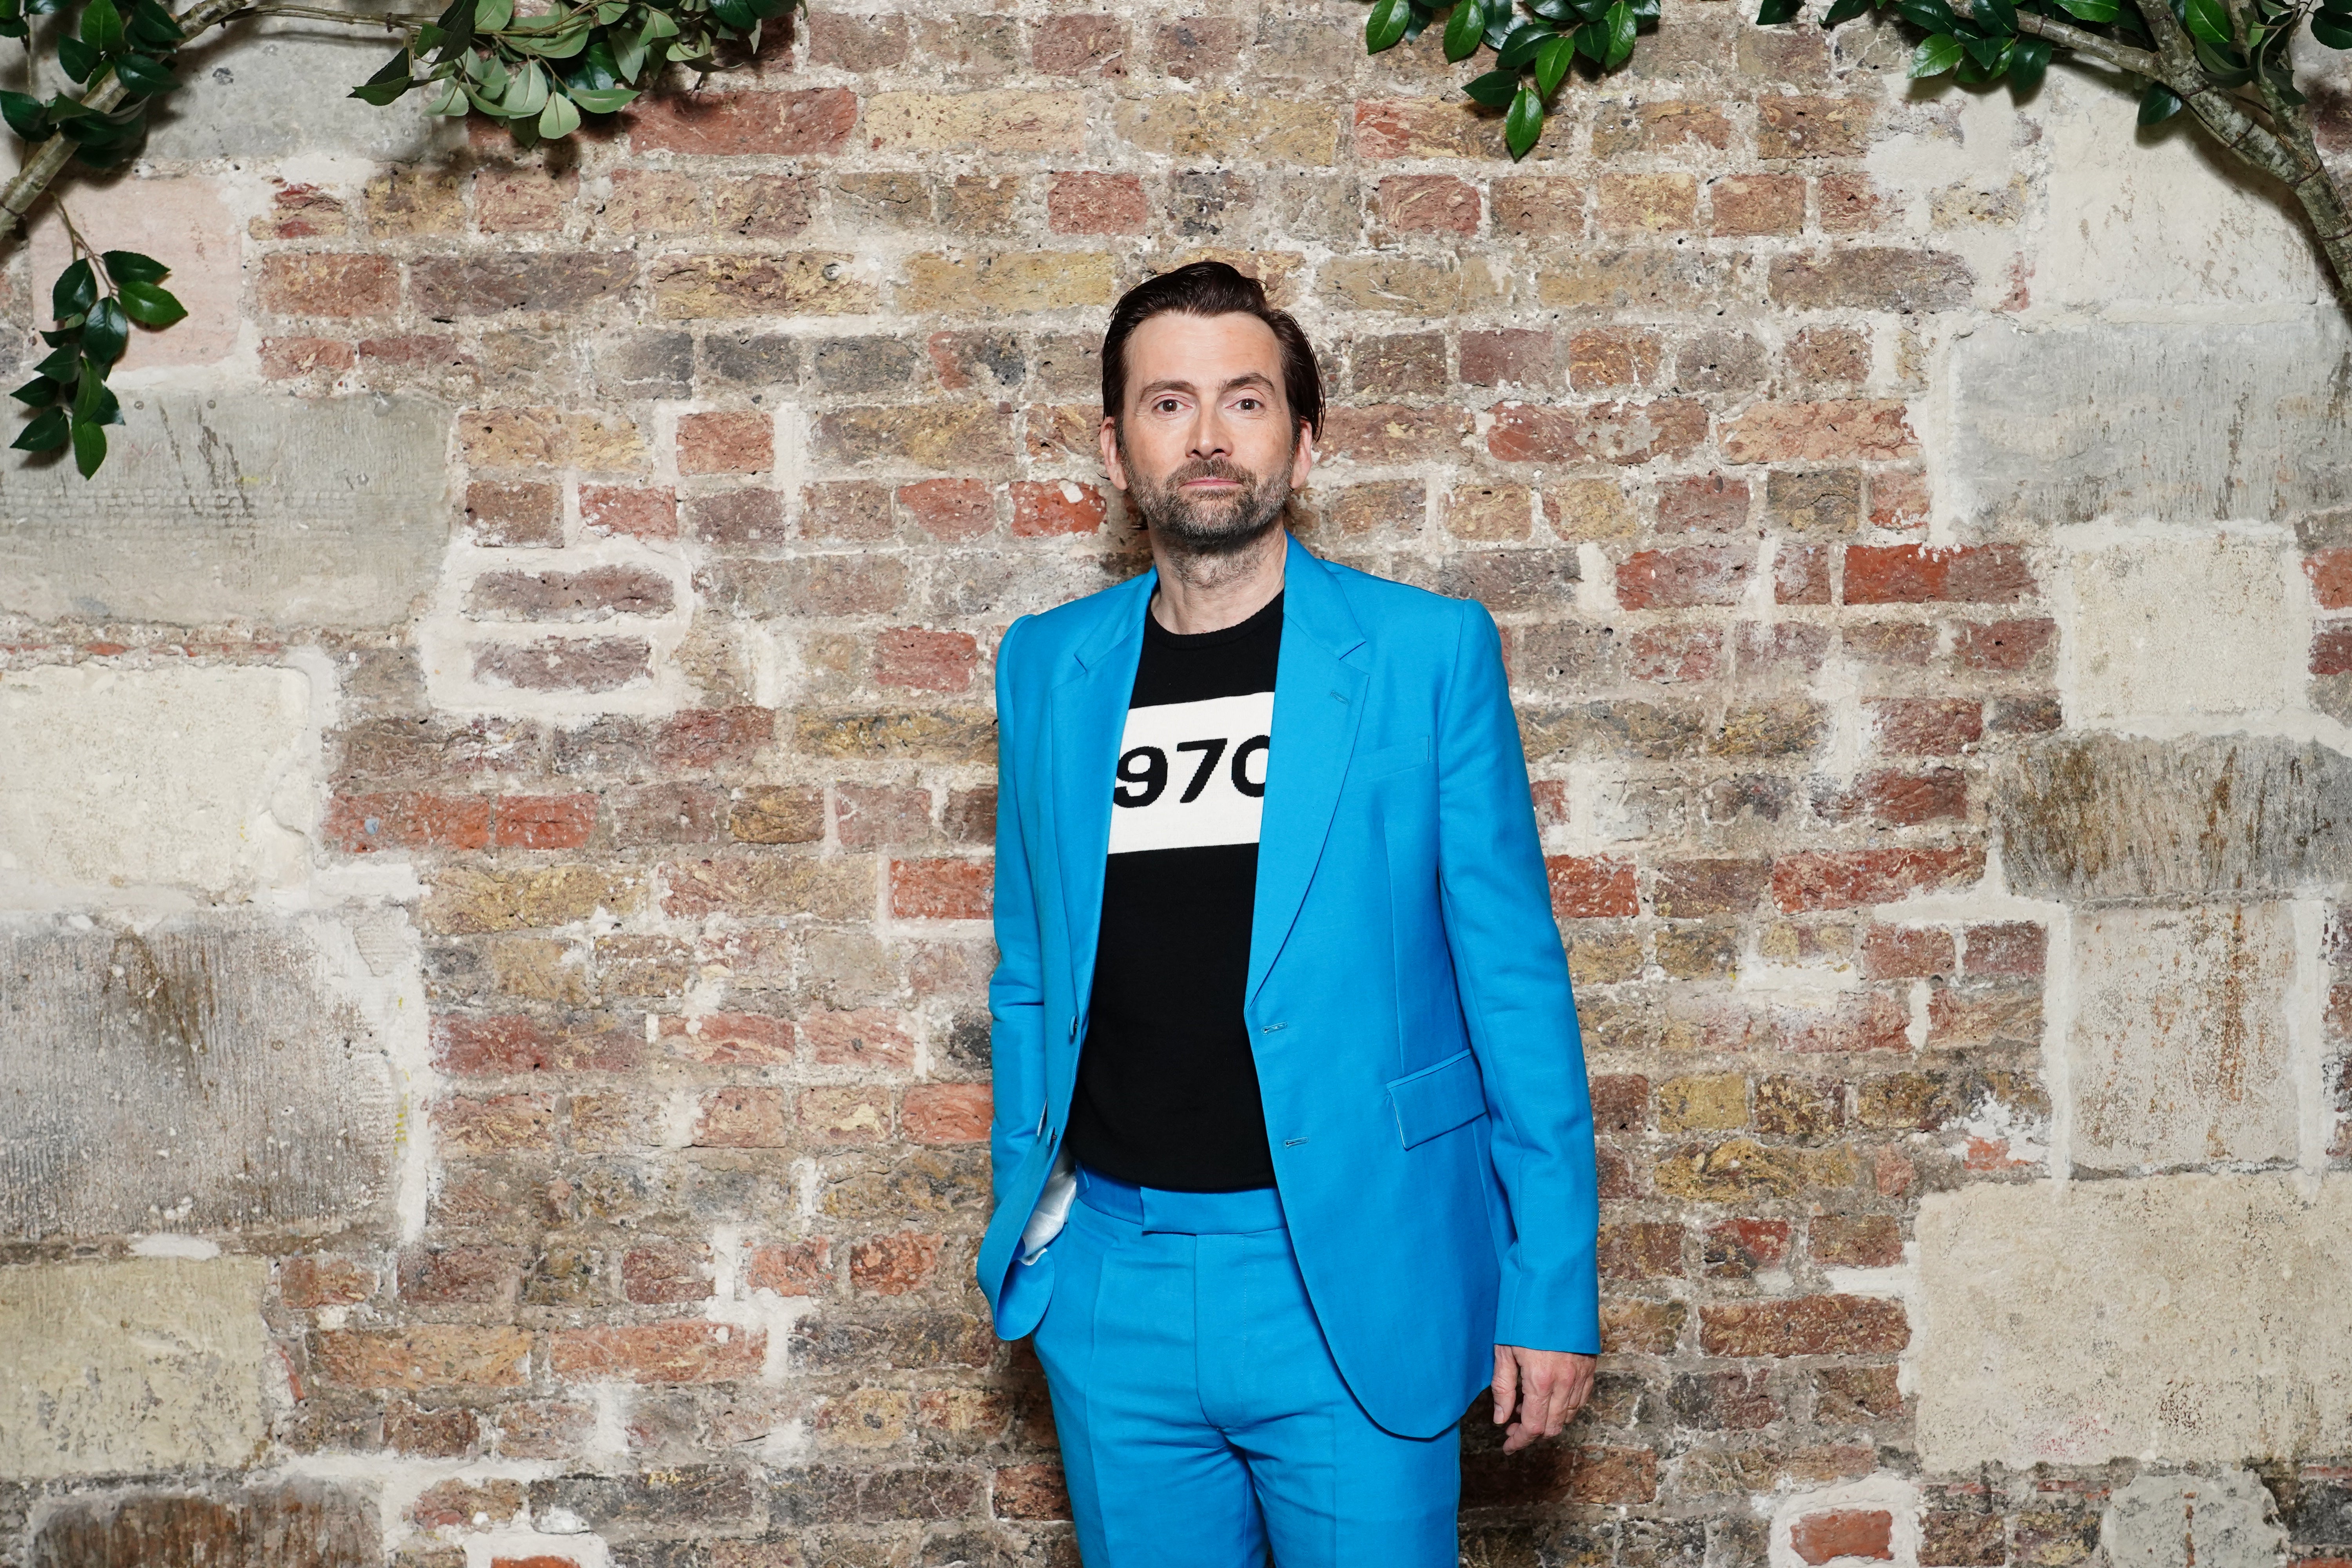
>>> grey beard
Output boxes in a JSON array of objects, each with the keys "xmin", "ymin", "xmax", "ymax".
[{"xmin": 1122, "ymin": 450, "xmax": 1292, "ymax": 557}]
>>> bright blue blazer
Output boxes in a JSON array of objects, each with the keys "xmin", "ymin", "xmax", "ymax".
[{"xmin": 976, "ymin": 532, "xmax": 1600, "ymax": 1439}]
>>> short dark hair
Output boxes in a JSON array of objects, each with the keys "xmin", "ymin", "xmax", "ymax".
[{"xmin": 1100, "ymin": 261, "xmax": 1323, "ymax": 441}]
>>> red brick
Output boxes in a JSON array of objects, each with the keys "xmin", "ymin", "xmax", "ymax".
[
  {"xmin": 626, "ymin": 88, "xmax": 858, "ymax": 156},
  {"xmin": 1629, "ymin": 624, "xmax": 1722, "ymax": 683},
  {"xmin": 260, "ymin": 336, "xmax": 356, "ymax": 378},
  {"xmin": 1598, "ymin": 1221, "xmax": 1686, "ymax": 1279},
  {"xmin": 624, "ymin": 1244, "xmax": 713, "ymax": 1303},
  {"xmin": 1756, "ymin": 96, "xmax": 1873, "ymax": 157},
  {"xmin": 1376, "ymin": 175, "xmax": 1480, "ymax": 235},
  {"xmin": 433, "ymin": 1014, "xmax": 639, "ymax": 1074},
  {"xmin": 993, "ymin": 1463, "xmax": 1072, "ymax": 1520},
  {"xmin": 1488, "ymin": 399, "xmax": 1709, "ymax": 466},
  {"xmin": 659, "ymin": 1012, "xmax": 796, "ymax": 1066},
  {"xmin": 1548, "ymin": 855, "xmax": 1639, "ymax": 918},
  {"xmin": 473, "ymin": 638, "xmax": 650, "ymax": 694},
  {"xmin": 1033, "ymin": 13, "xmax": 1127, "ymax": 74},
  {"xmin": 1617, "ymin": 546, "xmax": 1753, "ymax": 609},
  {"xmin": 1777, "ymin": 543, "xmax": 1834, "ymax": 605},
  {"xmin": 891, "ymin": 857, "xmax": 992, "ymax": 919},
  {"xmin": 1049, "ymin": 172, "xmax": 1148, "ymax": 234},
  {"xmin": 2308, "ymin": 548, "xmax": 2352, "ymax": 610},
  {"xmin": 1012, "ymin": 479, "xmax": 1107, "ymax": 536},
  {"xmin": 1710, "ymin": 172, "xmax": 1805, "ymax": 236},
  {"xmin": 836, "ymin": 788, "xmax": 934, "ymax": 848},
  {"xmin": 260, "ymin": 254, "xmax": 399, "ymax": 317},
  {"xmin": 1793, "ymin": 1510, "xmax": 1896, "ymax": 1564},
  {"xmin": 1869, "ymin": 699, "xmax": 1981, "ymax": 756},
  {"xmin": 876, "ymin": 627, "xmax": 980, "ymax": 692},
  {"xmin": 280, "ymin": 1256, "xmax": 375, "ymax": 1308},
  {"xmin": 851, "ymin": 1230, "xmax": 944, "ymax": 1293},
  {"xmin": 898, "ymin": 477, "xmax": 997, "ymax": 539},
  {"xmin": 1698, "ymin": 1295, "xmax": 1910, "ymax": 1356},
  {"xmin": 746, "ymin": 1239, "xmax": 832, "ymax": 1296},
  {"xmin": 495, "ymin": 793, "xmax": 597, "ymax": 849},
  {"xmin": 1459, "ymin": 328, "xmax": 1557, "ymax": 389},
  {"xmin": 326, "ymin": 791, "xmax": 495, "ymax": 853},
  {"xmin": 904, "ymin": 1083, "xmax": 991, "ymax": 1143},
  {"xmin": 549, "ymin": 1322, "xmax": 765, "ymax": 1384},
  {"xmin": 1722, "ymin": 400, "xmax": 1916, "ymax": 463},
  {"xmin": 1811, "ymin": 1214, "xmax": 1903, "ymax": 1268},
  {"xmin": 1704, "ymin": 1218, "xmax": 1792, "ymax": 1278},
  {"xmin": 1844, "ymin": 545, "xmax": 2034, "ymax": 604},
  {"xmin": 695, "ymin": 1086, "xmax": 790, "ymax": 1147},
  {"xmin": 1657, "ymin": 475, "xmax": 1749, "ymax": 534},
  {"xmin": 310, "ymin": 1325, "xmax": 532, "ymax": 1389},
  {"xmin": 803, "ymin": 1009, "xmax": 917, "ymax": 1069},
  {"xmin": 582, "ymin": 484, "xmax": 678, "ymax": 541},
  {"xmin": 1772, "ymin": 848, "xmax": 1980, "ymax": 911},
  {"xmin": 1954, "ymin": 617, "xmax": 2054, "ymax": 671},
  {"xmin": 2314, "ymin": 627, "xmax": 2352, "ymax": 676},
  {"xmin": 434, "ymin": 1093, "xmax": 556, "ymax": 1152},
  {"xmin": 1965, "ymin": 922, "xmax": 2046, "ymax": 976},
  {"xmin": 1862, "ymin": 926, "xmax": 1955, "ymax": 980},
  {"xmin": 679, "ymin": 410, "xmax": 773, "ymax": 475}
]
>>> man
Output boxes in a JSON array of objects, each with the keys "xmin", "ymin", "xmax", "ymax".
[{"xmin": 975, "ymin": 261, "xmax": 1600, "ymax": 1568}]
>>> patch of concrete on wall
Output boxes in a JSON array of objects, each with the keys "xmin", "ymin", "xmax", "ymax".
[
  {"xmin": 146, "ymin": 22, "xmax": 452, "ymax": 160},
  {"xmin": 0, "ymin": 393, "xmax": 450, "ymax": 629},
  {"xmin": 0, "ymin": 911, "xmax": 398, "ymax": 1240},
  {"xmin": 1940, "ymin": 315, "xmax": 2352, "ymax": 527},
  {"xmin": 2068, "ymin": 903, "xmax": 2299, "ymax": 1172},
  {"xmin": 2029, "ymin": 72, "xmax": 2336, "ymax": 314},
  {"xmin": 1914, "ymin": 1172, "xmax": 2352, "ymax": 1469},
  {"xmin": 2058, "ymin": 531, "xmax": 2307, "ymax": 727},
  {"xmin": 1996, "ymin": 734, "xmax": 2352, "ymax": 903},
  {"xmin": 2104, "ymin": 1469, "xmax": 2287, "ymax": 1568},
  {"xmin": 30, "ymin": 1477, "xmax": 381, "ymax": 1565},
  {"xmin": 0, "ymin": 662, "xmax": 314, "ymax": 902},
  {"xmin": 0, "ymin": 1256, "xmax": 268, "ymax": 1479}
]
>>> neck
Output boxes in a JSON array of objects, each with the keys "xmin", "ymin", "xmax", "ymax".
[{"xmin": 1145, "ymin": 526, "xmax": 1288, "ymax": 634}]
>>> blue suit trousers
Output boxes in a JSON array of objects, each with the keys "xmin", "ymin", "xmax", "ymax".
[{"xmin": 1031, "ymin": 1169, "xmax": 1461, "ymax": 1568}]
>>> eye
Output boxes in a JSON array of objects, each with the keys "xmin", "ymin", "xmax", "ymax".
[
  {"xmin": 1236, "ymin": 397, "xmax": 1263, "ymax": 411},
  {"xmin": 1153, "ymin": 397, "xmax": 1181, "ymax": 413}
]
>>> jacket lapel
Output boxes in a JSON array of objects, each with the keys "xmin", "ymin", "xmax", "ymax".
[
  {"xmin": 1048, "ymin": 569, "xmax": 1155, "ymax": 1004},
  {"xmin": 1247, "ymin": 535, "xmax": 1368, "ymax": 1002}
]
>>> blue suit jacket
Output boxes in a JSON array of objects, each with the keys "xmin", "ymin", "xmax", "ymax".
[{"xmin": 976, "ymin": 533, "xmax": 1600, "ymax": 1439}]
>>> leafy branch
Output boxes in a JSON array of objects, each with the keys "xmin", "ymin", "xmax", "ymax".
[
  {"xmin": 1362, "ymin": 0, "xmax": 1657, "ymax": 155},
  {"xmin": 0, "ymin": 0, "xmax": 802, "ymax": 476}
]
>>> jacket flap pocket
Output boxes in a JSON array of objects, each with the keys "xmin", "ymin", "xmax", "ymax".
[
  {"xmin": 1387, "ymin": 1047, "xmax": 1487, "ymax": 1148},
  {"xmin": 1356, "ymin": 735, "xmax": 1431, "ymax": 780}
]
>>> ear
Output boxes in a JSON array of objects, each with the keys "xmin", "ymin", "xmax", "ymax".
[
  {"xmin": 1288, "ymin": 420, "xmax": 1316, "ymax": 491},
  {"xmin": 1099, "ymin": 416, "xmax": 1128, "ymax": 492}
]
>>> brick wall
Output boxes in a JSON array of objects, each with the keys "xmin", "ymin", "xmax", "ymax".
[{"xmin": 2, "ymin": 2, "xmax": 2350, "ymax": 1566}]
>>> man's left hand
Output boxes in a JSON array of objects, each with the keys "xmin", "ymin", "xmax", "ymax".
[{"xmin": 1491, "ymin": 1345, "xmax": 1595, "ymax": 1453}]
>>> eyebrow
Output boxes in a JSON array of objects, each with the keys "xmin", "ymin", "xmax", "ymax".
[{"xmin": 1133, "ymin": 372, "xmax": 1280, "ymax": 403}]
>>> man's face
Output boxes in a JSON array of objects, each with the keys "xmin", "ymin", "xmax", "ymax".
[{"xmin": 1100, "ymin": 310, "xmax": 1316, "ymax": 555}]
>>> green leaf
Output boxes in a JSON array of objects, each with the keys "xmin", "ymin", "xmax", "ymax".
[
  {"xmin": 564, "ymin": 35, "xmax": 620, "ymax": 88},
  {"xmin": 350, "ymin": 47, "xmax": 414, "ymax": 105},
  {"xmin": 612, "ymin": 28, "xmax": 647, "ymax": 78},
  {"xmin": 13, "ymin": 405, "xmax": 67, "ymax": 452},
  {"xmin": 71, "ymin": 417, "xmax": 105, "ymax": 478},
  {"xmin": 117, "ymin": 278, "xmax": 183, "ymax": 327},
  {"xmin": 1442, "ymin": 0, "xmax": 1485, "ymax": 59},
  {"xmin": 1820, "ymin": 0, "xmax": 1871, "ymax": 24},
  {"xmin": 126, "ymin": 0, "xmax": 180, "ymax": 45},
  {"xmin": 501, "ymin": 58, "xmax": 549, "ymax": 116},
  {"xmin": 1975, "ymin": 0, "xmax": 2016, "ymax": 30},
  {"xmin": 474, "ymin": 0, "xmax": 512, "ymax": 27},
  {"xmin": 83, "ymin": 374, "xmax": 121, "ymax": 426},
  {"xmin": 640, "ymin": 7, "xmax": 679, "ymax": 36},
  {"xmin": 708, "ymin": 0, "xmax": 754, "ymax": 28},
  {"xmin": 0, "ymin": 88, "xmax": 48, "ymax": 139},
  {"xmin": 1462, "ymin": 66, "xmax": 1519, "ymax": 104},
  {"xmin": 1495, "ymin": 20, "xmax": 1552, "ymax": 64},
  {"xmin": 1909, "ymin": 31, "xmax": 1966, "ymax": 71},
  {"xmin": 2051, "ymin": 0, "xmax": 2118, "ymax": 19},
  {"xmin": 1962, "ymin": 28, "xmax": 2009, "ymax": 64},
  {"xmin": 1503, "ymin": 83, "xmax": 1543, "ymax": 156},
  {"xmin": 51, "ymin": 259, "xmax": 94, "ymax": 322},
  {"xmin": 431, "ymin": 0, "xmax": 473, "ymax": 60},
  {"xmin": 1534, "ymin": 31, "xmax": 1574, "ymax": 90},
  {"xmin": 80, "ymin": 0, "xmax": 123, "ymax": 56},
  {"xmin": 564, "ymin": 85, "xmax": 636, "ymax": 112},
  {"xmin": 1895, "ymin": 0, "xmax": 1959, "ymax": 27},
  {"xmin": 99, "ymin": 249, "xmax": 165, "ymax": 285},
  {"xmin": 71, "ymin": 362, "xmax": 102, "ymax": 420},
  {"xmin": 537, "ymin": 90, "xmax": 581, "ymax": 136},
  {"xmin": 112, "ymin": 53, "xmax": 177, "ymax": 94},
  {"xmin": 81, "ymin": 298, "xmax": 127, "ymax": 366},
  {"xmin": 55, "ymin": 34, "xmax": 96, "ymax": 83},
  {"xmin": 33, "ymin": 344, "xmax": 77, "ymax": 379},
  {"xmin": 2182, "ymin": 0, "xmax": 2232, "ymax": 43},
  {"xmin": 2192, "ymin": 32, "xmax": 2250, "ymax": 78},
  {"xmin": 2137, "ymin": 80, "xmax": 2185, "ymax": 120},
  {"xmin": 2314, "ymin": 11, "xmax": 2352, "ymax": 44},
  {"xmin": 2008, "ymin": 31, "xmax": 2051, "ymax": 86},
  {"xmin": 1601, "ymin": 0, "xmax": 1635, "ymax": 65},
  {"xmin": 10, "ymin": 376, "xmax": 58, "ymax": 406},
  {"xmin": 1755, "ymin": 0, "xmax": 1800, "ymax": 21}
]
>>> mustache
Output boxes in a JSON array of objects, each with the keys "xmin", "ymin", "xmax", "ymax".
[{"xmin": 1163, "ymin": 457, "xmax": 1258, "ymax": 488}]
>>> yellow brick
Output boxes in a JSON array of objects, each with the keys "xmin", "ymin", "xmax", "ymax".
[
  {"xmin": 1657, "ymin": 1073, "xmax": 1749, "ymax": 1132},
  {"xmin": 422, "ymin": 865, "xmax": 646, "ymax": 934},
  {"xmin": 864, "ymin": 90, "xmax": 1085, "ymax": 152},
  {"xmin": 898, "ymin": 251, "xmax": 1118, "ymax": 316},
  {"xmin": 1115, "ymin": 93, "xmax": 1339, "ymax": 165},
  {"xmin": 459, "ymin": 408, "xmax": 648, "ymax": 472},
  {"xmin": 1320, "ymin": 255, "xmax": 1502, "ymax": 316},
  {"xmin": 1546, "ymin": 477, "xmax": 1639, "ymax": 541},
  {"xmin": 650, "ymin": 254, "xmax": 877, "ymax": 319}
]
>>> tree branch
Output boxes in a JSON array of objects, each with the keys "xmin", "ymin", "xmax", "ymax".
[{"xmin": 2007, "ymin": 5, "xmax": 2160, "ymax": 74}]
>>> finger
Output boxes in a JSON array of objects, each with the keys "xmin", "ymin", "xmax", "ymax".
[
  {"xmin": 1543, "ymin": 1377, "xmax": 1574, "ymax": 1436},
  {"xmin": 1491, "ymin": 1348, "xmax": 1519, "ymax": 1425}
]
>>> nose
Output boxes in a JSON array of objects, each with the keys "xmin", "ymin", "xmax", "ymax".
[{"xmin": 1187, "ymin": 405, "xmax": 1232, "ymax": 461}]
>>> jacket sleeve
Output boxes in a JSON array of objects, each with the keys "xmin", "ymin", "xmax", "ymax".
[
  {"xmin": 1432, "ymin": 598, "xmax": 1601, "ymax": 1355},
  {"xmin": 985, "ymin": 614, "xmax": 1049, "ymax": 1215}
]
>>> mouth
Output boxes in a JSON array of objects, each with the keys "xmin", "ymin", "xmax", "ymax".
[{"xmin": 1180, "ymin": 477, "xmax": 1243, "ymax": 490}]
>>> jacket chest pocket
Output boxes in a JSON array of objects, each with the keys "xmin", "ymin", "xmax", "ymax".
[
  {"xmin": 1354, "ymin": 735, "xmax": 1432, "ymax": 782},
  {"xmin": 1385, "ymin": 1047, "xmax": 1487, "ymax": 1149}
]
